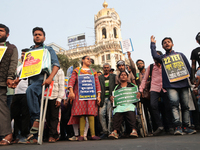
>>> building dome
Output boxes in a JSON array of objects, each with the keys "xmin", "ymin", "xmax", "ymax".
[
  {"xmin": 103, "ymin": 1, "xmax": 108, "ymax": 8},
  {"xmin": 96, "ymin": 1, "xmax": 120, "ymax": 20}
]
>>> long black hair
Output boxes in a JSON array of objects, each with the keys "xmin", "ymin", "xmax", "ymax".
[
  {"xmin": 118, "ymin": 70, "xmax": 129, "ymax": 78},
  {"xmin": 81, "ymin": 56, "xmax": 88, "ymax": 66}
]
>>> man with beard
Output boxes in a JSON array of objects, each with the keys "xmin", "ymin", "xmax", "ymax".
[
  {"xmin": 136, "ymin": 59, "xmax": 156, "ymax": 135},
  {"xmin": 136, "ymin": 59, "xmax": 146, "ymax": 86},
  {"xmin": 0, "ymin": 24, "xmax": 18, "ymax": 146},
  {"xmin": 151, "ymin": 35, "xmax": 196, "ymax": 135},
  {"xmin": 139, "ymin": 51, "xmax": 174, "ymax": 136},
  {"xmin": 15, "ymin": 27, "xmax": 60, "ymax": 143}
]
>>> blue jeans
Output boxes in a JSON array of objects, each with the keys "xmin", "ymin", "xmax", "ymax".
[
  {"xmin": 166, "ymin": 88, "xmax": 190, "ymax": 127},
  {"xmin": 26, "ymin": 75, "xmax": 44, "ymax": 125},
  {"xmin": 99, "ymin": 98, "xmax": 112, "ymax": 134}
]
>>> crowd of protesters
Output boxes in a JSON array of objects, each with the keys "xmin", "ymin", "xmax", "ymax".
[{"xmin": 0, "ymin": 23, "xmax": 199, "ymax": 146}]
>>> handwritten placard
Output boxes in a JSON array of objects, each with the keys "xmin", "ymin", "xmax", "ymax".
[
  {"xmin": 162, "ymin": 54, "xmax": 190, "ymax": 82},
  {"xmin": 113, "ymin": 87, "xmax": 139, "ymax": 107},
  {"xmin": 120, "ymin": 39, "xmax": 134, "ymax": 53},
  {"xmin": 78, "ymin": 74, "xmax": 96, "ymax": 100}
]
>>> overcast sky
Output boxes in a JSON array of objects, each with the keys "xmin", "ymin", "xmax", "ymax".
[{"xmin": 2, "ymin": 0, "xmax": 200, "ymax": 66}]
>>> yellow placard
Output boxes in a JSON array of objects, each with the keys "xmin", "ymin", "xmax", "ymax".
[
  {"xmin": 20, "ymin": 49, "xmax": 44, "ymax": 79},
  {"xmin": 0, "ymin": 46, "xmax": 7, "ymax": 62}
]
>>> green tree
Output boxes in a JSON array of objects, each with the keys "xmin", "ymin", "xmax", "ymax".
[
  {"xmin": 57, "ymin": 54, "xmax": 103, "ymax": 75},
  {"xmin": 90, "ymin": 64, "xmax": 103, "ymax": 72},
  {"xmin": 57, "ymin": 54, "xmax": 80, "ymax": 75}
]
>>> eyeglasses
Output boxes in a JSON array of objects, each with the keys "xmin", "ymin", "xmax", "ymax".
[{"xmin": 85, "ymin": 57, "xmax": 90, "ymax": 60}]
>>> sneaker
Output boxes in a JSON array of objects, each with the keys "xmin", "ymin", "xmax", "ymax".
[
  {"xmin": 153, "ymin": 127, "xmax": 164, "ymax": 136},
  {"xmin": 18, "ymin": 136, "xmax": 27, "ymax": 144},
  {"xmin": 183, "ymin": 127, "xmax": 197, "ymax": 135},
  {"xmin": 68, "ymin": 136, "xmax": 78, "ymax": 141},
  {"xmin": 174, "ymin": 126, "xmax": 183, "ymax": 135}
]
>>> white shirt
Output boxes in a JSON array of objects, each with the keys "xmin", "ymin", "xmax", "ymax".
[
  {"xmin": 15, "ymin": 64, "xmax": 28, "ymax": 94},
  {"xmin": 48, "ymin": 69, "xmax": 65, "ymax": 102}
]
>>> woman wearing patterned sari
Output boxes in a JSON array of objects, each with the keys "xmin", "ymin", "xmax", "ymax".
[{"xmin": 68, "ymin": 56, "xmax": 101, "ymax": 141}]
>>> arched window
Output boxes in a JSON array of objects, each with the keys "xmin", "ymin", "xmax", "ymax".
[
  {"xmin": 102, "ymin": 28, "xmax": 107, "ymax": 39},
  {"xmin": 113, "ymin": 28, "xmax": 117, "ymax": 38}
]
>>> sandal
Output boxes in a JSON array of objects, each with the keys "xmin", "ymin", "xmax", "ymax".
[
  {"xmin": 30, "ymin": 119, "xmax": 39, "ymax": 134},
  {"xmin": 108, "ymin": 132, "xmax": 119, "ymax": 139},
  {"xmin": 0, "ymin": 138, "xmax": 12, "ymax": 146},
  {"xmin": 48, "ymin": 137, "xmax": 56, "ymax": 143},
  {"xmin": 130, "ymin": 129, "xmax": 138, "ymax": 137}
]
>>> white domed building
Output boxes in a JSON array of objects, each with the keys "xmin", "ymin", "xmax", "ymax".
[{"xmin": 48, "ymin": 1, "xmax": 126, "ymax": 71}]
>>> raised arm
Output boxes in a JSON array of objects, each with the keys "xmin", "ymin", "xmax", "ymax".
[
  {"xmin": 127, "ymin": 51, "xmax": 136, "ymax": 77},
  {"xmin": 150, "ymin": 36, "xmax": 162, "ymax": 63}
]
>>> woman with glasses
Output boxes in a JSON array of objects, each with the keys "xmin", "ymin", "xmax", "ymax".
[{"xmin": 68, "ymin": 56, "xmax": 101, "ymax": 141}]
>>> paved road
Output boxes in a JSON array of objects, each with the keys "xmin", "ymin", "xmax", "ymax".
[{"xmin": 1, "ymin": 132, "xmax": 200, "ymax": 150}]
